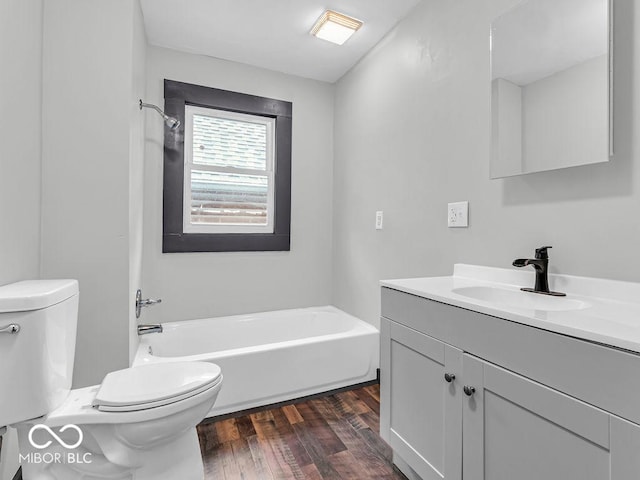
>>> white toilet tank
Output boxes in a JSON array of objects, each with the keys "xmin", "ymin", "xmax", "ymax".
[{"xmin": 0, "ymin": 280, "xmax": 79, "ymax": 427}]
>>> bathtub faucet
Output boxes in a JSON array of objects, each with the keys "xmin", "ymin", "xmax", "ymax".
[
  {"xmin": 135, "ymin": 289, "xmax": 162, "ymax": 319},
  {"xmin": 137, "ymin": 324, "xmax": 163, "ymax": 335}
]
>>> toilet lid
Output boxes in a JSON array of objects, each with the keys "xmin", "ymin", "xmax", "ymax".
[
  {"xmin": 95, "ymin": 379, "xmax": 222, "ymax": 412},
  {"xmin": 92, "ymin": 362, "xmax": 222, "ymax": 410}
]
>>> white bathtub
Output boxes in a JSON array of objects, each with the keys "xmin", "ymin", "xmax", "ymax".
[{"xmin": 133, "ymin": 306, "xmax": 379, "ymax": 417}]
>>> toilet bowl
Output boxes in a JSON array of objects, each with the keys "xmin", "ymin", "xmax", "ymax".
[
  {"xmin": 17, "ymin": 362, "xmax": 223, "ymax": 480},
  {"xmin": 0, "ymin": 280, "xmax": 223, "ymax": 480}
]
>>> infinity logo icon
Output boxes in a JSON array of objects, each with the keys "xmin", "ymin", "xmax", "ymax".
[{"xmin": 28, "ymin": 424, "xmax": 83, "ymax": 450}]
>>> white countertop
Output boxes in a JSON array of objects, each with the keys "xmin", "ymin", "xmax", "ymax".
[{"xmin": 381, "ymin": 264, "xmax": 640, "ymax": 354}]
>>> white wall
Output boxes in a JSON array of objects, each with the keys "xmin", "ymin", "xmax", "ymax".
[
  {"xmin": 41, "ymin": 0, "xmax": 146, "ymax": 387},
  {"xmin": 333, "ymin": 0, "xmax": 640, "ymax": 328},
  {"xmin": 141, "ymin": 46, "xmax": 334, "ymax": 323},
  {"xmin": 0, "ymin": 0, "xmax": 43, "ymax": 477}
]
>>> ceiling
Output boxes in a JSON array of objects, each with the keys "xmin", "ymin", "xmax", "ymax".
[{"xmin": 139, "ymin": 0, "xmax": 422, "ymax": 83}]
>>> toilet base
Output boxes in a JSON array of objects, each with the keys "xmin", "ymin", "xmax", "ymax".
[{"xmin": 18, "ymin": 426, "xmax": 205, "ymax": 480}]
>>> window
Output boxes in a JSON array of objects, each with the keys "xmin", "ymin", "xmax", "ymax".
[
  {"xmin": 162, "ymin": 80, "xmax": 292, "ymax": 253},
  {"xmin": 184, "ymin": 106, "xmax": 275, "ymax": 234}
]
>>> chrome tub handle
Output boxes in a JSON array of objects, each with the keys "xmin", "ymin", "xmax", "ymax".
[
  {"xmin": 135, "ymin": 289, "xmax": 162, "ymax": 319},
  {"xmin": 0, "ymin": 324, "xmax": 20, "ymax": 334}
]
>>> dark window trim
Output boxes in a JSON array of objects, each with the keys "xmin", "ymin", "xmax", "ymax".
[{"xmin": 162, "ymin": 79, "xmax": 292, "ymax": 253}]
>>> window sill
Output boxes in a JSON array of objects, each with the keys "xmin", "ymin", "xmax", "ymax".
[{"xmin": 162, "ymin": 233, "xmax": 291, "ymax": 253}]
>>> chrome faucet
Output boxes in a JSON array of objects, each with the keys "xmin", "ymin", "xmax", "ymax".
[
  {"xmin": 512, "ymin": 246, "xmax": 566, "ymax": 296},
  {"xmin": 137, "ymin": 324, "xmax": 163, "ymax": 335}
]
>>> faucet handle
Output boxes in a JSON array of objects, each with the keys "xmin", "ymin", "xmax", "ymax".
[
  {"xmin": 535, "ymin": 246, "xmax": 552, "ymax": 259},
  {"xmin": 135, "ymin": 289, "xmax": 162, "ymax": 319}
]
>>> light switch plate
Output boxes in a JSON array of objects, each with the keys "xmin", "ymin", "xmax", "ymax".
[
  {"xmin": 448, "ymin": 201, "xmax": 468, "ymax": 228},
  {"xmin": 375, "ymin": 211, "xmax": 384, "ymax": 230}
]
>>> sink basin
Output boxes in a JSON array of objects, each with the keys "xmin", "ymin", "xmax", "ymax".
[{"xmin": 452, "ymin": 286, "xmax": 589, "ymax": 312}]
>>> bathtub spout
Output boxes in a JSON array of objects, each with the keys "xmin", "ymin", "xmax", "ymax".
[{"xmin": 138, "ymin": 324, "xmax": 163, "ymax": 335}]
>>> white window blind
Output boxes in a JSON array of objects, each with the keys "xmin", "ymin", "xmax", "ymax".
[{"xmin": 183, "ymin": 105, "xmax": 275, "ymax": 234}]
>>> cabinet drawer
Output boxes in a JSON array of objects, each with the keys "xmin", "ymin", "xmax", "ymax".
[{"xmin": 382, "ymin": 287, "xmax": 640, "ymax": 425}]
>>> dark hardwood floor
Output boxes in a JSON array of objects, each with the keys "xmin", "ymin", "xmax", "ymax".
[{"xmin": 197, "ymin": 385, "xmax": 407, "ymax": 480}]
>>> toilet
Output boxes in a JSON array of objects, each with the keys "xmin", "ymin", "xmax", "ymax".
[{"xmin": 0, "ymin": 280, "xmax": 223, "ymax": 480}]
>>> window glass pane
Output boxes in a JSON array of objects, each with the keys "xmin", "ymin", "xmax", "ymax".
[
  {"xmin": 190, "ymin": 170, "xmax": 268, "ymax": 226},
  {"xmin": 192, "ymin": 113, "xmax": 267, "ymax": 170}
]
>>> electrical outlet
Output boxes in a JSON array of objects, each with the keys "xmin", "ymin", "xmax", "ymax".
[
  {"xmin": 448, "ymin": 201, "xmax": 469, "ymax": 228},
  {"xmin": 375, "ymin": 211, "xmax": 384, "ymax": 230}
]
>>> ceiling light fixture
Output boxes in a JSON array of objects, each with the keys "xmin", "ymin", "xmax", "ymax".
[{"xmin": 310, "ymin": 10, "xmax": 363, "ymax": 45}]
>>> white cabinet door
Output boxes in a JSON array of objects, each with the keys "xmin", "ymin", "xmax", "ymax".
[
  {"xmin": 462, "ymin": 354, "xmax": 640, "ymax": 480},
  {"xmin": 380, "ymin": 319, "xmax": 462, "ymax": 480},
  {"xmin": 611, "ymin": 416, "xmax": 640, "ymax": 479}
]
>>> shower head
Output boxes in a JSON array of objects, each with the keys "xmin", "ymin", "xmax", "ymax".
[
  {"xmin": 163, "ymin": 115, "xmax": 180, "ymax": 130},
  {"xmin": 139, "ymin": 100, "xmax": 181, "ymax": 130}
]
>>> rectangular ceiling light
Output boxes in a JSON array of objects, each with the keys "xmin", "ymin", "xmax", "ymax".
[{"xmin": 310, "ymin": 10, "xmax": 363, "ymax": 45}]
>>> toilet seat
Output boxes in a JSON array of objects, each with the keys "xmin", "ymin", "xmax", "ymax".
[
  {"xmin": 96, "ymin": 377, "xmax": 222, "ymax": 412},
  {"xmin": 93, "ymin": 362, "xmax": 222, "ymax": 412},
  {"xmin": 32, "ymin": 375, "xmax": 223, "ymax": 427}
]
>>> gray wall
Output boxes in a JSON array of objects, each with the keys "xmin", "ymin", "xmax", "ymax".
[
  {"xmin": 522, "ymin": 54, "xmax": 609, "ymax": 173},
  {"xmin": 141, "ymin": 46, "xmax": 335, "ymax": 323},
  {"xmin": 333, "ymin": 0, "xmax": 640, "ymax": 329},
  {"xmin": 0, "ymin": 1, "xmax": 43, "ymax": 477},
  {"xmin": 0, "ymin": 0, "xmax": 42, "ymax": 287},
  {"xmin": 129, "ymin": 0, "xmax": 147, "ymax": 364},
  {"xmin": 41, "ymin": 0, "xmax": 147, "ymax": 387},
  {"xmin": 491, "ymin": 78, "xmax": 523, "ymax": 177}
]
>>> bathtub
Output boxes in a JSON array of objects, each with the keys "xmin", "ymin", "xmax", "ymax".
[{"xmin": 133, "ymin": 306, "xmax": 379, "ymax": 417}]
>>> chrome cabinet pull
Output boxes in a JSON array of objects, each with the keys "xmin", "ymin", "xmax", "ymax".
[
  {"xmin": 0, "ymin": 324, "xmax": 20, "ymax": 334},
  {"xmin": 444, "ymin": 373, "xmax": 456, "ymax": 383},
  {"xmin": 463, "ymin": 386, "xmax": 476, "ymax": 396}
]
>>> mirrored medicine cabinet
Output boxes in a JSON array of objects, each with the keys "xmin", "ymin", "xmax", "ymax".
[{"xmin": 490, "ymin": 0, "xmax": 612, "ymax": 178}]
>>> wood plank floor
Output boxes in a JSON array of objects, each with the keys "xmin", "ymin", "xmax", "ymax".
[{"xmin": 197, "ymin": 385, "xmax": 407, "ymax": 480}]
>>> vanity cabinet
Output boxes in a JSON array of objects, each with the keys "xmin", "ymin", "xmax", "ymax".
[
  {"xmin": 463, "ymin": 355, "xmax": 640, "ymax": 480},
  {"xmin": 380, "ymin": 320, "xmax": 462, "ymax": 480},
  {"xmin": 380, "ymin": 288, "xmax": 640, "ymax": 480}
]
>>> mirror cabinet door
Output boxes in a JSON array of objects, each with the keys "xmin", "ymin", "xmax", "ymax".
[{"xmin": 490, "ymin": 0, "xmax": 612, "ymax": 178}]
